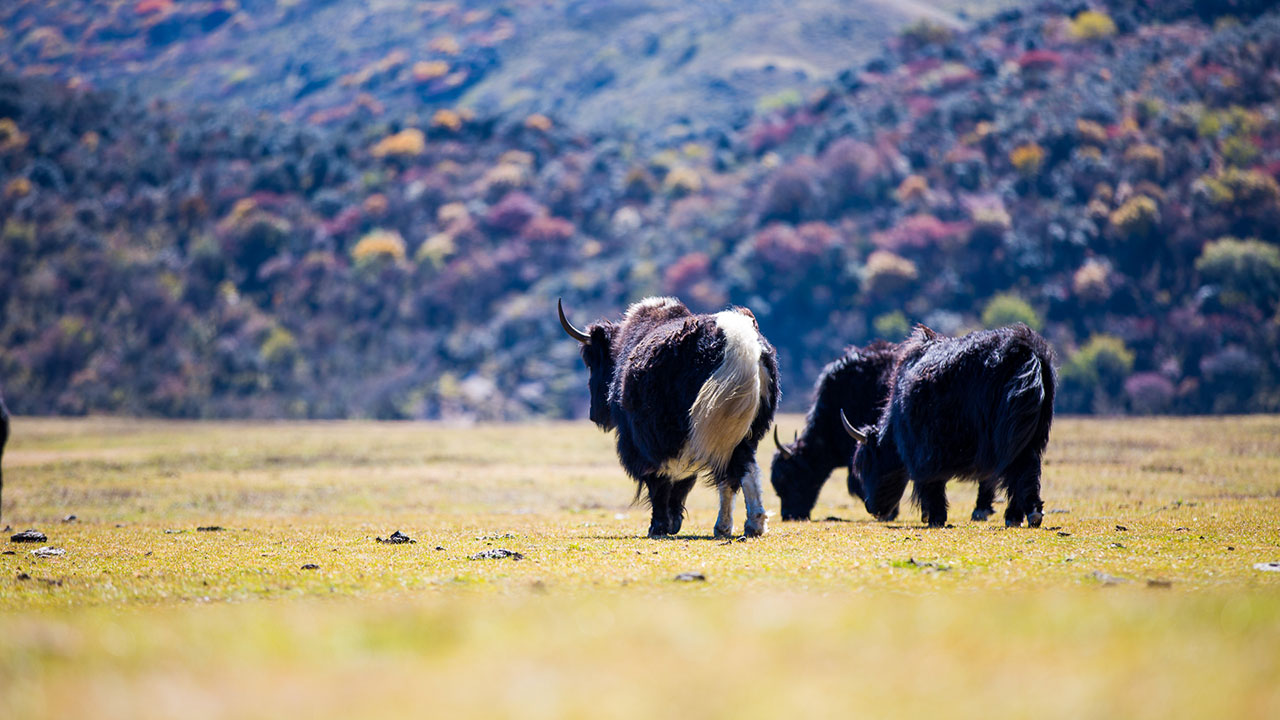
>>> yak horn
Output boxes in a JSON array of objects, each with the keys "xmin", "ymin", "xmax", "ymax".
[
  {"xmin": 558, "ymin": 298, "xmax": 591, "ymax": 344},
  {"xmin": 773, "ymin": 426, "xmax": 792, "ymax": 458},
  {"xmin": 840, "ymin": 409, "xmax": 868, "ymax": 444}
]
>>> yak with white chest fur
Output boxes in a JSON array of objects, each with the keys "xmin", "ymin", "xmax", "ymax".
[
  {"xmin": 841, "ymin": 324, "xmax": 1056, "ymax": 528},
  {"xmin": 559, "ymin": 297, "xmax": 780, "ymax": 538}
]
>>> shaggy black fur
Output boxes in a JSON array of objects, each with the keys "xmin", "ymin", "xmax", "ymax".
[
  {"xmin": 770, "ymin": 342, "xmax": 897, "ymax": 520},
  {"xmin": 0, "ymin": 391, "xmax": 8, "ymax": 523},
  {"xmin": 771, "ymin": 343, "xmax": 1001, "ymax": 522},
  {"xmin": 847, "ymin": 324, "xmax": 1056, "ymax": 528},
  {"xmin": 566, "ymin": 298, "xmax": 779, "ymax": 537}
]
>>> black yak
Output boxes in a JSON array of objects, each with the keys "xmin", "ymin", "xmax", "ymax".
[
  {"xmin": 559, "ymin": 296, "xmax": 780, "ymax": 538},
  {"xmin": 771, "ymin": 342, "xmax": 1000, "ymax": 522},
  {"xmin": 841, "ymin": 324, "xmax": 1055, "ymax": 528},
  {"xmin": 0, "ymin": 391, "xmax": 8, "ymax": 522}
]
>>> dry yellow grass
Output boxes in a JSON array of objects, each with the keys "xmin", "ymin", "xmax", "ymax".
[{"xmin": 2, "ymin": 416, "xmax": 1279, "ymax": 719}]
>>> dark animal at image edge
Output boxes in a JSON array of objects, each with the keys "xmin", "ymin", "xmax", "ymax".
[
  {"xmin": 841, "ymin": 324, "xmax": 1056, "ymax": 528},
  {"xmin": 0, "ymin": 390, "xmax": 8, "ymax": 522},
  {"xmin": 770, "ymin": 342, "xmax": 998, "ymax": 522},
  {"xmin": 559, "ymin": 297, "xmax": 779, "ymax": 538}
]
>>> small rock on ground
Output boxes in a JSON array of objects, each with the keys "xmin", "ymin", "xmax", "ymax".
[
  {"xmin": 377, "ymin": 530, "xmax": 416, "ymax": 544},
  {"xmin": 196, "ymin": 526, "xmax": 224, "ymax": 532},
  {"xmin": 300, "ymin": 563, "xmax": 320, "ymax": 570},
  {"xmin": 1254, "ymin": 562, "xmax": 1280, "ymax": 572},
  {"xmin": 674, "ymin": 571, "xmax": 706, "ymax": 582},
  {"xmin": 11, "ymin": 530, "xmax": 47, "ymax": 543},
  {"xmin": 469, "ymin": 548, "xmax": 523, "ymax": 560},
  {"xmin": 1089, "ymin": 571, "xmax": 1129, "ymax": 585},
  {"xmin": 30, "ymin": 546, "xmax": 65, "ymax": 558}
]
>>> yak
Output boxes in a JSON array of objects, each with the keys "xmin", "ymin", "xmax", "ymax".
[
  {"xmin": 559, "ymin": 296, "xmax": 780, "ymax": 538},
  {"xmin": 0, "ymin": 391, "xmax": 8, "ymax": 522},
  {"xmin": 841, "ymin": 324, "xmax": 1055, "ymax": 528},
  {"xmin": 771, "ymin": 342, "xmax": 999, "ymax": 522}
]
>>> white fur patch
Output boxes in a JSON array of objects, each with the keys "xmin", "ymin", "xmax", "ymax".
[
  {"xmin": 660, "ymin": 310, "xmax": 766, "ymax": 482},
  {"xmin": 624, "ymin": 296, "xmax": 682, "ymax": 322}
]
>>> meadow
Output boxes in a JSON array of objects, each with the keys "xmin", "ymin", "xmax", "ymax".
[{"xmin": 2, "ymin": 415, "xmax": 1279, "ymax": 719}]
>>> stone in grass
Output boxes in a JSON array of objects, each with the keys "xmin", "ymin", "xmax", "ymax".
[
  {"xmin": 674, "ymin": 572, "xmax": 706, "ymax": 582},
  {"xmin": 11, "ymin": 529, "xmax": 47, "ymax": 543},
  {"xmin": 300, "ymin": 563, "xmax": 320, "ymax": 570},
  {"xmin": 196, "ymin": 526, "xmax": 225, "ymax": 532},
  {"xmin": 30, "ymin": 546, "xmax": 65, "ymax": 558},
  {"xmin": 377, "ymin": 530, "xmax": 416, "ymax": 544},
  {"xmin": 1088, "ymin": 571, "xmax": 1129, "ymax": 585},
  {"xmin": 469, "ymin": 548, "xmax": 524, "ymax": 560},
  {"xmin": 1255, "ymin": 562, "xmax": 1280, "ymax": 572}
]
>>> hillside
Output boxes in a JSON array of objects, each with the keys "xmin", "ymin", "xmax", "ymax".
[
  {"xmin": 2, "ymin": 0, "xmax": 1279, "ymax": 418},
  {"xmin": 0, "ymin": 0, "xmax": 1015, "ymax": 140}
]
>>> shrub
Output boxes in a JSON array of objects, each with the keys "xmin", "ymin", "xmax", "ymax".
[
  {"xmin": 1010, "ymin": 143, "xmax": 1045, "ymax": 176},
  {"xmin": 873, "ymin": 311, "xmax": 911, "ymax": 341},
  {"xmin": 874, "ymin": 214, "xmax": 968, "ymax": 252},
  {"xmin": 981, "ymin": 293, "xmax": 1042, "ymax": 331},
  {"xmin": 370, "ymin": 128, "xmax": 426, "ymax": 158},
  {"xmin": 1124, "ymin": 144, "xmax": 1164, "ymax": 180},
  {"xmin": 664, "ymin": 252, "xmax": 711, "ymax": 295},
  {"xmin": 757, "ymin": 160, "xmax": 820, "ymax": 223},
  {"xmin": 351, "ymin": 229, "xmax": 407, "ymax": 264},
  {"xmin": 1076, "ymin": 119, "xmax": 1108, "ymax": 146},
  {"xmin": 822, "ymin": 138, "xmax": 886, "ymax": 208},
  {"xmin": 1109, "ymin": 195, "xmax": 1159, "ymax": 239},
  {"xmin": 1069, "ymin": 10, "xmax": 1117, "ymax": 40},
  {"xmin": 485, "ymin": 192, "xmax": 543, "ymax": 234},
  {"xmin": 1221, "ymin": 135, "xmax": 1259, "ymax": 167},
  {"xmin": 863, "ymin": 250, "xmax": 918, "ymax": 296},
  {"xmin": 520, "ymin": 215, "xmax": 574, "ymax": 244},
  {"xmin": 663, "ymin": 166, "xmax": 703, "ymax": 197},
  {"xmin": 1125, "ymin": 373, "xmax": 1175, "ymax": 414},
  {"xmin": 899, "ymin": 18, "xmax": 953, "ymax": 48},
  {"xmin": 1195, "ymin": 237, "xmax": 1280, "ymax": 308},
  {"xmin": 1068, "ymin": 335, "xmax": 1135, "ymax": 387},
  {"xmin": 1072, "ymin": 259, "xmax": 1113, "ymax": 303},
  {"xmin": 896, "ymin": 175, "xmax": 929, "ymax": 203},
  {"xmin": 1196, "ymin": 168, "xmax": 1279, "ymax": 211}
]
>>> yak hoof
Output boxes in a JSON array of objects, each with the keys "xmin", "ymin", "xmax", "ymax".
[
  {"xmin": 744, "ymin": 514, "xmax": 767, "ymax": 538},
  {"xmin": 971, "ymin": 508, "xmax": 994, "ymax": 522},
  {"xmin": 1005, "ymin": 517, "xmax": 1023, "ymax": 528},
  {"xmin": 1027, "ymin": 511, "xmax": 1044, "ymax": 528},
  {"xmin": 713, "ymin": 524, "xmax": 734, "ymax": 539}
]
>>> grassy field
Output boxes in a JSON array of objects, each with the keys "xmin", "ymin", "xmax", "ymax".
[{"xmin": 2, "ymin": 415, "xmax": 1279, "ymax": 719}]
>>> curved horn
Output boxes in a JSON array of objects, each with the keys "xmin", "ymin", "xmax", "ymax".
[
  {"xmin": 558, "ymin": 298, "xmax": 591, "ymax": 344},
  {"xmin": 773, "ymin": 426, "xmax": 792, "ymax": 459},
  {"xmin": 840, "ymin": 409, "xmax": 868, "ymax": 444}
]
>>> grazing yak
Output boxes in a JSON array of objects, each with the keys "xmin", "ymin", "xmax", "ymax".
[
  {"xmin": 559, "ymin": 296, "xmax": 780, "ymax": 538},
  {"xmin": 771, "ymin": 342, "xmax": 1000, "ymax": 522},
  {"xmin": 841, "ymin": 324, "xmax": 1055, "ymax": 528}
]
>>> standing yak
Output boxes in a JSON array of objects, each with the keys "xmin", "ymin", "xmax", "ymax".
[
  {"xmin": 841, "ymin": 324, "xmax": 1055, "ymax": 528},
  {"xmin": 559, "ymin": 296, "xmax": 780, "ymax": 538},
  {"xmin": 0, "ymin": 390, "xmax": 8, "ymax": 522},
  {"xmin": 770, "ymin": 342, "xmax": 1000, "ymax": 522}
]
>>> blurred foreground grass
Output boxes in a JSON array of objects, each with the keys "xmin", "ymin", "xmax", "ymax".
[{"xmin": 2, "ymin": 416, "xmax": 1279, "ymax": 718}]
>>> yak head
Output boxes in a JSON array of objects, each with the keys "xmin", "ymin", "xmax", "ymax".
[
  {"xmin": 841, "ymin": 410, "xmax": 903, "ymax": 522},
  {"xmin": 559, "ymin": 299, "xmax": 618, "ymax": 430},
  {"xmin": 770, "ymin": 427, "xmax": 822, "ymax": 520}
]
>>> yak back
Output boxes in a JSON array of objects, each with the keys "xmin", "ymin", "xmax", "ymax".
[
  {"xmin": 886, "ymin": 324, "xmax": 1055, "ymax": 481},
  {"xmin": 608, "ymin": 308, "xmax": 728, "ymax": 472},
  {"xmin": 797, "ymin": 341, "xmax": 897, "ymax": 468}
]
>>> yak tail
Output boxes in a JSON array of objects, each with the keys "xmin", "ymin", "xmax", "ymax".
[
  {"xmin": 992, "ymin": 348, "xmax": 1054, "ymax": 477},
  {"xmin": 684, "ymin": 310, "xmax": 767, "ymax": 477}
]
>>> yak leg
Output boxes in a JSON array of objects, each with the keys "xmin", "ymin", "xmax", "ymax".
[
  {"xmin": 714, "ymin": 483, "xmax": 736, "ymax": 538},
  {"xmin": 971, "ymin": 480, "xmax": 996, "ymax": 522},
  {"xmin": 666, "ymin": 477, "xmax": 696, "ymax": 535},
  {"xmin": 739, "ymin": 462, "xmax": 768, "ymax": 537},
  {"xmin": 1003, "ymin": 451, "xmax": 1045, "ymax": 528},
  {"xmin": 917, "ymin": 482, "xmax": 948, "ymax": 528},
  {"xmin": 644, "ymin": 475, "xmax": 674, "ymax": 538}
]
